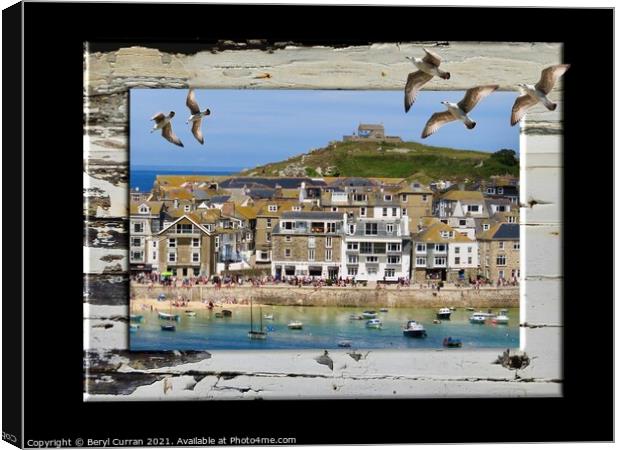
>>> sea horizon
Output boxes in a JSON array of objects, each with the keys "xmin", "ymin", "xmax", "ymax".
[{"xmin": 130, "ymin": 167, "xmax": 243, "ymax": 192}]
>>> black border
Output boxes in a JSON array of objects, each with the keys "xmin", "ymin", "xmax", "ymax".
[{"xmin": 15, "ymin": 3, "xmax": 614, "ymax": 446}]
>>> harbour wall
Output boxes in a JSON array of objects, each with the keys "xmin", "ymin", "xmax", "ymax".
[{"xmin": 131, "ymin": 284, "xmax": 520, "ymax": 308}]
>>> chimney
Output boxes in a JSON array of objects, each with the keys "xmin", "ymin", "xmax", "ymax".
[{"xmin": 222, "ymin": 201, "xmax": 235, "ymax": 217}]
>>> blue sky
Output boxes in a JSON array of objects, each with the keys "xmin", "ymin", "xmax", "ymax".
[{"xmin": 130, "ymin": 89, "xmax": 520, "ymax": 171}]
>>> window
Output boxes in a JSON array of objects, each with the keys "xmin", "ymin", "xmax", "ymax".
[
  {"xmin": 384, "ymin": 269, "xmax": 396, "ymax": 277},
  {"xmin": 402, "ymin": 208, "xmax": 408, "ymax": 216},
  {"xmin": 348, "ymin": 266, "xmax": 358, "ymax": 276},
  {"xmin": 483, "ymin": 224, "xmax": 490, "ymax": 231},
  {"xmin": 354, "ymin": 194, "xmax": 367, "ymax": 202},
  {"xmin": 435, "ymin": 244, "xmax": 446, "ymax": 252},
  {"xmin": 455, "ymin": 246, "xmax": 460, "ymax": 254},
  {"xmin": 440, "ymin": 231, "xmax": 450, "ymax": 238},
  {"xmin": 285, "ymin": 236, "xmax": 292, "ymax": 242},
  {"xmin": 326, "ymin": 223, "xmax": 336, "ymax": 233},
  {"xmin": 365, "ymin": 223, "xmax": 378, "ymax": 235},
  {"xmin": 266, "ymin": 232, "xmax": 271, "ymax": 242},
  {"xmin": 285, "ymin": 248, "xmax": 291, "ymax": 257},
  {"xmin": 192, "ymin": 252, "xmax": 200, "ymax": 262},
  {"xmin": 416, "ymin": 257, "xmax": 427, "ymax": 266},
  {"xmin": 387, "ymin": 255, "xmax": 400, "ymax": 264},
  {"xmin": 434, "ymin": 257, "xmax": 446, "ymax": 266},
  {"xmin": 215, "ymin": 236, "xmax": 219, "ymax": 249},
  {"xmin": 131, "ymin": 251, "xmax": 143, "ymax": 261},
  {"xmin": 169, "ymin": 238, "xmax": 176, "ymax": 248},
  {"xmin": 468, "ymin": 257, "xmax": 472, "ymax": 264},
  {"xmin": 326, "ymin": 237, "xmax": 332, "ymax": 248},
  {"xmin": 268, "ymin": 205, "xmax": 277, "ymax": 212},
  {"xmin": 308, "ymin": 237, "xmax": 316, "ymax": 248},
  {"xmin": 348, "ymin": 224, "xmax": 356, "ymax": 235},
  {"xmin": 292, "ymin": 206, "xmax": 302, "ymax": 211},
  {"xmin": 325, "ymin": 249, "xmax": 333, "ymax": 261},
  {"xmin": 386, "ymin": 224, "xmax": 394, "ymax": 234},
  {"xmin": 508, "ymin": 216, "xmax": 516, "ymax": 223},
  {"xmin": 360, "ymin": 207, "xmax": 367, "ymax": 217},
  {"xmin": 176, "ymin": 223, "xmax": 193, "ymax": 233},
  {"xmin": 459, "ymin": 219, "xmax": 467, "ymax": 226},
  {"xmin": 401, "ymin": 194, "xmax": 408, "ymax": 202},
  {"xmin": 455, "ymin": 257, "xmax": 461, "ymax": 265},
  {"xmin": 416, "ymin": 243, "xmax": 426, "ymax": 252},
  {"xmin": 496, "ymin": 205, "xmax": 507, "ymax": 212},
  {"xmin": 496, "ymin": 255, "xmax": 506, "ymax": 266},
  {"xmin": 266, "ymin": 218, "xmax": 272, "ymax": 228},
  {"xmin": 384, "ymin": 194, "xmax": 392, "ymax": 201},
  {"xmin": 367, "ymin": 256, "xmax": 379, "ymax": 263},
  {"xmin": 184, "ymin": 205, "xmax": 191, "ymax": 212},
  {"xmin": 139, "ymin": 205, "xmax": 149, "ymax": 214},
  {"xmin": 331, "ymin": 207, "xmax": 338, "ymax": 212},
  {"xmin": 260, "ymin": 251, "xmax": 269, "ymax": 260},
  {"xmin": 308, "ymin": 248, "xmax": 315, "ymax": 261},
  {"xmin": 360, "ymin": 242, "xmax": 373, "ymax": 254},
  {"xmin": 152, "ymin": 241, "xmax": 157, "ymax": 248},
  {"xmin": 467, "ymin": 205, "xmax": 480, "ymax": 212},
  {"xmin": 498, "ymin": 188, "xmax": 504, "ymax": 194},
  {"xmin": 192, "ymin": 238, "xmax": 200, "ymax": 248},
  {"xmin": 388, "ymin": 243, "xmax": 401, "ymax": 252},
  {"xmin": 382, "ymin": 208, "xmax": 388, "ymax": 217},
  {"xmin": 498, "ymin": 270, "xmax": 505, "ymax": 278},
  {"xmin": 373, "ymin": 243, "xmax": 386, "ymax": 254},
  {"xmin": 498, "ymin": 241, "xmax": 505, "ymax": 250},
  {"xmin": 347, "ymin": 242, "xmax": 359, "ymax": 251},
  {"xmin": 392, "ymin": 207, "xmax": 397, "ymax": 217},
  {"xmin": 131, "ymin": 237, "xmax": 142, "ymax": 247},
  {"xmin": 348, "ymin": 255, "xmax": 359, "ymax": 264},
  {"xmin": 422, "ymin": 194, "xmax": 428, "ymax": 202},
  {"xmin": 513, "ymin": 242, "xmax": 520, "ymax": 250},
  {"xmin": 367, "ymin": 267, "xmax": 378, "ymax": 275},
  {"xmin": 467, "ymin": 246, "xmax": 472, "ymax": 253},
  {"xmin": 133, "ymin": 222, "xmax": 144, "ymax": 233},
  {"xmin": 282, "ymin": 221, "xmax": 294, "ymax": 230},
  {"xmin": 168, "ymin": 252, "xmax": 176, "ymax": 262},
  {"xmin": 152, "ymin": 251, "xmax": 157, "ymax": 260}
]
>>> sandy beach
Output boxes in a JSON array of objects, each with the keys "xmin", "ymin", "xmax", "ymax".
[{"xmin": 130, "ymin": 297, "xmax": 266, "ymax": 313}]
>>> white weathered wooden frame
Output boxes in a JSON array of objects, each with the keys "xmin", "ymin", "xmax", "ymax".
[{"xmin": 83, "ymin": 42, "xmax": 563, "ymax": 400}]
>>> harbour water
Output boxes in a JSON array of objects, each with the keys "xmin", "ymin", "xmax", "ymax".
[{"xmin": 130, "ymin": 306, "xmax": 519, "ymax": 351}]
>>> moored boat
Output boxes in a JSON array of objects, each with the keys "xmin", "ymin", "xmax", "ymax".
[
  {"xmin": 492, "ymin": 309, "xmax": 509, "ymax": 325},
  {"xmin": 160, "ymin": 324, "xmax": 176, "ymax": 331},
  {"xmin": 349, "ymin": 314, "xmax": 364, "ymax": 320},
  {"xmin": 338, "ymin": 340, "xmax": 352, "ymax": 348},
  {"xmin": 129, "ymin": 323, "xmax": 140, "ymax": 331},
  {"xmin": 185, "ymin": 310, "xmax": 197, "ymax": 317},
  {"xmin": 263, "ymin": 314, "xmax": 274, "ymax": 320},
  {"xmin": 362, "ymin": 310, "xmax": 377, "ymax": 319},
  {"xmin": 379, "ymin": 308, "xmax": 389, "ymax": 313},
  {"xmin": 130, "ymin": 314, "xmax": 143, "ymax": 323},
  {"xmin": 469, "ymin": 313, "xmax": 487, "ymax": 324},
  {"xmin": 288, "ymin": 321, "xmax": 303, "ymax": 330},
  {"xmin": 222, "ymin": 309, "xmax": 233, "ymax": 317},
  {"xmin": 158, "ymin": 312, "xmax": 180, "ymax": 321},
  {"xmin": 436, "ymin": 307, "xmax": 452, "ymax": 320},
  {"xmin": 442, "ymin": 337, "xmax": 462, "ymax": 348},
  {"xmin": 248, "ymin": 301, "xmax": 267, "ymax": 340},
  {"xmin": 366, "ymin": 319, "xmax": 382, "ymax": 329},
  {"xmin": 403, "ymin": 320, "xmax": 427, "ymax": 337}
]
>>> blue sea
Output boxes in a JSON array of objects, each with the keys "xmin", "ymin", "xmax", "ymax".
[{"xmin": 131, "ymin": 168, "xmax": 241, "ymax": 192}]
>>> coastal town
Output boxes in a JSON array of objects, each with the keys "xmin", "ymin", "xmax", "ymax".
[{"xmin": 130, "ymin": 125, "xmax": 520, "ymax": 290}]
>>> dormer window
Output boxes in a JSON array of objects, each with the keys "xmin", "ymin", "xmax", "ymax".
[
  {"xmin": 384, "ymin": 194, "xmax": 392, "ymax": 201},
  {"xmin": 440, "ymin": 231, "xmax": 450, "ymax": 238},
  {"xmin": 498, "ymin": 188, "xmax": 504, "ymax": 194},
  {"xmin": 138, "ymin": 205, "xmax": 149, "ymax": 214},
  {"xmin": 483, "ymin": 224, "xmax": 490, "ymax": 231},
  {"xmin": 184, "ymin": 205, "xmax": 191, "ymax": 212},
  {"xmin": 486, "ymin": 188, "xmax": 496, "ymax": 194},
  {"xmin": 268, "ymin": 205, "xmax": 278, "ymax": 212},
  {"xmin": 292, "ymin": 206, "xmax": 301, "ymax": 212}
]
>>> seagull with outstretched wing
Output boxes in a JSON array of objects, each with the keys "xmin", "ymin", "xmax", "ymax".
[
  {"xmin": 511, "ymin": 64, "xmax": 570, "ymax": 126},
  {"xmin": 186, "ymin": 88, "xmax": 211, "ymax": 144},
  {"xmin": 150, "ymin": 111, "xmax": 184, "ymax": 147},
  {"xmin": 404, "ymin": 48, "xmax": 451, "ymax": 113},
  {"xmin": 421, "ymin": 85, "xmax": 499, "ymax": 139}
]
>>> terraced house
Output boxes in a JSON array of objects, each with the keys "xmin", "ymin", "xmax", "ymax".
[
  {"xmin": 271, "ymin": 211, "xmax": 345, "ymax": 279},
  {"xmin": 477, "ymin": 223, "xmax": 520, "ymax": 282},
  {"xmin": 129, "ymin": 200, "xmax": 165, "ymax": 274}
]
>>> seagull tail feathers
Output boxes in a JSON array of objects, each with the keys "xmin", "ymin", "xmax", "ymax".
[
  {"xmin": 466, "ymin": 121, "xmax": 476, "ymax": 130},
  {"xmin": 548, "ymin": 103, "xmax": 557, "ymax": 111},
  {"xmin": 439, "ymin": 71, "xmax": 451, "ymax": 80}
]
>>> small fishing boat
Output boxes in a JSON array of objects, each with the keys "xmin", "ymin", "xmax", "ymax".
[
  {"xmin": 442, "ymin": 337, "xmax": 462, "ymax": 348},
  {"xmin": 288, "ymin": 321, "xmax": 303, "ymax": 330},
  {"xmin": 469, "ymin": 313, "xmax": 487, "ymax": 324},
  {"xmin": 129, "ymin": 323, "xmax": 140, "ymax": 331},
  {"xmin": 403, "ymin": 320, "xmax": 427, "ymax": 338},
  {"xmin": 365, "ymin": 319, "xmax": 382, "ymax": 329},
  {"xmin": 248, "ymin": 300, "xmax": 267, "ymax": 340},
  {"xmin": 338, "ymin": 340, "xmax": 352, "ymax": 348},
  {"xmin": 222, "ymin": 309, "xmax": 233, "ymax": 317},
  {"xmin": 158, "ymin": 312, "xmax": 180, "ymax": 321},
  {"xmin": 185, "ymin": 310, "xmax": 197, "ymax": 317},
  {"xmin": 492, "ymin": 309, "xmax": 510, "ymax": 325},
  {"xmin": 436, "ymin": 307, "xmax": 452, "ymax": 320},
  {"xmin": 362, "ymin": 310, "xmax": 378, "ymax": 319},
  {"xmin": 349, "ymin": 314, "xmax": 364, "ymax": 320},
  {"xmin": 379, "ymin": 308, "xmax": 389, "ymax": 313},
  {"xmin": 263, "ymin": 314, "xmax": 274, "ymax": 320},
  {"xmin": 130, "ymin": 314, "xmax": 143, "ymax": 323},
  {"xmin": 160, "ymin": 324, "xmax": 176, "ymax": 331}
]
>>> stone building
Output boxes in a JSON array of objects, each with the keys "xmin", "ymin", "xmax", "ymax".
[
  {"xmin": 342, "ymin": 124, "xmax": 402, "ymax": 143},
  {"xmin": 477, "ymin": 223, "xmax": 520, "ymax": 282},
  {"xmin": 129, "ymin": 200, "xmax": 165, "ymax": 274},
  {"xmin": 271, "ymin": 211, "xmax": 346, "ymax": 279}
]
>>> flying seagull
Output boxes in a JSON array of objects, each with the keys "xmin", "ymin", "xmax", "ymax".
[
  {"xmin": 421, "ymin": 85, "xmax": 499, "ymax": 139},
  {"xmin": 186, "ymin": 88, "xmax": 211, "ymax": 145},
  {"xmin": 150, "ymin": 111, "xmax": 183, "ymax": 147},
  {"xmin": 510, "ymin": 64, "xmax": 570, "ymax": 126},
  {"xmin": 404, "ymin": 48, "xmax": 451, "ymax": 113}
]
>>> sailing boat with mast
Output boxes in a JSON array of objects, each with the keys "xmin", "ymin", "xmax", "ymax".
[
  {"xmin": 248, "ymin": 298, "xmax": 267, "ymax": 340},
  {"xmin": 160, "ymin": 299, "xmax": 177, "ymax": 331}
]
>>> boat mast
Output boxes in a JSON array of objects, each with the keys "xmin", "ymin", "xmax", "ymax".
[
  {"xmin": 250, "ymin": 298, "xmax": 253, "ymax": 332},
  {"xmin": 259, "ymin": 306, "xmax": 263, "ymax": 332}
]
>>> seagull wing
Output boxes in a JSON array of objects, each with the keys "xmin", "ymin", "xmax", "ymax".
[
  {"xmin": 535, "ymin": 64, "xmax": 571, "ymax": 95},
  {"xmin": 421, "ymin": 111, "xmax": 457, "ymax": 138},
  {"xmin": 404, "ymin": 71, "xmax": 434, "ymax": 112},
  {"xmin": 191, "ymin": 118, "xmax": 204, "ymax": 145},
  {"xmin": 510, "ymin": 94, "xmax": 539, "ymax": 126},
  {"xmin": 151, "ymin": 112, "xmax": 166, "ymax": 123},
  {"xmin": 458, "ymin": 85, "xmax": 499, "ymax": 113},
  {"xmin": 186, "ymin": 88, "xmax": 201, "ymax": 115},
  {"xmin": 161, "ymin": 123, "xmax": 184, "ymax": 147},
  {"xmin": 422, "ymin": 48, "xmax": 442, "ymax": 67}
]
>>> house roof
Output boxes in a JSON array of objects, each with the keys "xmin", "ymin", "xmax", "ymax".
[
  {"xmin": 441, "ymin": 190, "xmax": 485, "ymax": 202},
  {"xmin": 478, "ymin": 222, "xmax": 519, "ymax": 240},
  {"xmin": 129, "ymin": 201, "xmax": 163, "ymax": 215},
  {"xmin": 416, "ymin": 222, "xmax": 474, "ymax": 243},
  {"xmin": 157, "ymin": 214, "xmax": 212, "ymax": 236},
  {"xmin": 280, "ymin": 211, "xmax": 344, "ymax": 221}
]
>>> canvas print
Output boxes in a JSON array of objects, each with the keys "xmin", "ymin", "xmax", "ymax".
[{"xmin": 125, "ymin": 46, "xmax": 565, "ymax": 351}]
